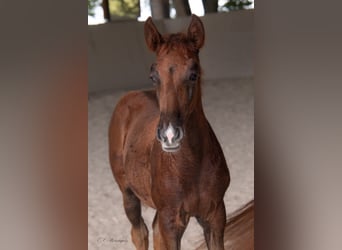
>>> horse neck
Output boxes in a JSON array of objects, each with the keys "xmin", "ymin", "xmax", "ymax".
[{"xmin": 185, "ymin": 83, "xmax": 207, "ymax": 133}]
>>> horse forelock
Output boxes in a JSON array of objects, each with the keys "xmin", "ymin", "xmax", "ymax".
[{"xmin": 159, "ymin": 33, "xmax": 199, "ymax": 57}]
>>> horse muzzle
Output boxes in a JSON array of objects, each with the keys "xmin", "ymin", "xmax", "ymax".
[{"xmin": 156, "ymin": 123, "xmax": 184, "ymax": 152}]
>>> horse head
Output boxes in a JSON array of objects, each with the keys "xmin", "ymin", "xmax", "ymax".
[{"xmin": 144, "ymin": 15, "xmax": 205, "ymax": 152}]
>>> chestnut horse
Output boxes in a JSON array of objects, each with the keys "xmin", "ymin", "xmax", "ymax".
[{"xmin": 109, "ymin": 15, "xmax": 230, "ymax": 250}]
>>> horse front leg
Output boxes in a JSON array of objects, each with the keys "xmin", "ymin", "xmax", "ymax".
[
  {"xmin": 122, "ymin": 188, "xmax": 149, "ymax": 250},
  {"xmin": 152, "ymin": 211, "xmax": 167, "ymax": 250},
  {"xmin": 155, "ymin": 208, "xmax": 189, "ymax": 250},
  {"xmin": 198, "ymin": 201, "xmax": 226, "ymax": 250}
]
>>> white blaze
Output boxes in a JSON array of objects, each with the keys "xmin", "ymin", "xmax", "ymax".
[{"xmin": 165, "ymin": 123, "xmax": 175, "ymax": 144}]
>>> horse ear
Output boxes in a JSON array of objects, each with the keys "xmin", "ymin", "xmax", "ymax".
[
  {"xmin": 144, "ymin": 17, "xmax": 163, "ymax": 52},
  {"xmin": 187, "ymin": 14, "xmax": 205, "ymax": 50}
]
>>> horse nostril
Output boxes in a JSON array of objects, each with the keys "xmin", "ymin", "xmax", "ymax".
[
  {"xmin": 156, "ymin": 127, "xmax": 164, "ymax": 142},
  {"xmin": 174, "ymin": 128, "xmax": 179, "ymax": 140},
  {"xmin": 174, "ymin": 127, "xmax": 184, "ymax": 141}
]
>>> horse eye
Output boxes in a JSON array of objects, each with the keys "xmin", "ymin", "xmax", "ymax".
[
  {"xmin": 150, "ymin": 75, "xmax": 156, "ymax": 82},
  {"xmin": 149, "ymin": 63, "xmax": 160, "ymax": 85},
  {"xmin": 150, "ymin": 74, "xmax": 159, "ymax": 85},
  {"xmin": 189, "ymin": 73, "xmax": 198, "ymax": 81}
]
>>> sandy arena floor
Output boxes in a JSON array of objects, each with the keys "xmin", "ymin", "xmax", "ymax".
[{"xmin": 88, "ymin": 77, "xmax": 254, "ymax": 250}]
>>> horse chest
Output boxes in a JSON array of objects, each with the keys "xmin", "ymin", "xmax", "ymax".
[{"xmin": 150, "ymin": 159, "xmax": 202, "ymax": 212}]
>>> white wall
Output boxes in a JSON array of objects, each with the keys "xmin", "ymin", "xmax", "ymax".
[{"xmin": 88, "ymin": 10, "xmax": 253, "ymax": 93}]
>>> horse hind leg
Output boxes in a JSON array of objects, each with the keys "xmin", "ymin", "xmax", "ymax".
[{"xmin": 123, "ymin": 188, "xmax": 149, "ymax": 250}]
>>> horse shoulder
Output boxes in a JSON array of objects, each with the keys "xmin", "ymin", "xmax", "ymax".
[
  {"xmin": 110, "ymin": 89, "xmax": 158, "ymax": 128},
  {"xmin": 109, "ymin": 89, "xmax": 157, "ymax": 155}
]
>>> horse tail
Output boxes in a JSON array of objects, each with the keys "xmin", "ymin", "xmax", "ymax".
[{"xmin": 196, "ymin": 200, "xmax": 254, "ymax": 250}]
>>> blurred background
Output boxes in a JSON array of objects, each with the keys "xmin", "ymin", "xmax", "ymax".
[
  {"xmin": 88, "ymin": 0, "xmax": 254, "ymax": 24},
  {"xmin": 88, "ymin": 0, "xmax": 253, "ymax": 92}
]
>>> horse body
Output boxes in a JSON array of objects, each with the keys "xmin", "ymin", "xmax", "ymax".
[{"xmin": 109, "ymin": 15, "xmax": 230, "ymax": 250}]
